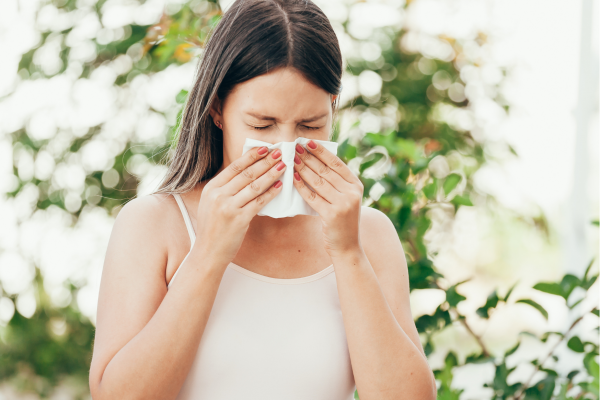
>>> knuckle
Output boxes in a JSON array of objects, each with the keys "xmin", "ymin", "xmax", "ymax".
[
  {"xmin": 229, "ymin": 161, "xmax": 244, "ymax": 174},
  {"xmin": 209, "ymin": 189, "xmax": 221, "ymax": 202},
  {"xmin": 217, "ymin": 203, "xmax": 233, "ymax": 218},
  {"xmin": 295, "ymin": 163, "xmax": 306, "ymax": 173},
  {"xmin": 261, "ymin": 156, "xmax": 273, "ymax": 168},
  {"xmin": 249, "ymin": 180, "xmax": 261, "ymax": 193},
  {"xmin": 241, "ymin": 168, "xmax": 255, "ymax": 180},
  {"xmin": 255, "ymin": 193, "xmax": 266, "ymax": 206},
  {"xmin": 318, "ymin": 164, "xmax": 331, "ymax": 176},
  {"xmin": 331, "ymin": 156, "xmax": 344, "ymax": 169},
  {"xmin": 307, "ymin": 189, "xmax": 317, "ymax": 202},
  {"xmin": 248, "ymin": 151, "xmax": 260, "ymax": 163},
  {"xmin": 314, "ymin": 176, "xmax": 325, "ymax": 187},
  {"xmin": 268, "ymin": 167, "xmax": 280, "ymax": 178}
]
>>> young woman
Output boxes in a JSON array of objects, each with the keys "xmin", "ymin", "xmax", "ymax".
[{"xmin": 89, "ymin": 0, "xmax": 437, "ymax": 399}]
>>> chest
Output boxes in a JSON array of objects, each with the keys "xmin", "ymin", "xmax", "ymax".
[{"xmin": 175, "ymin": 266, "xmax": 356, "ymax": 400}]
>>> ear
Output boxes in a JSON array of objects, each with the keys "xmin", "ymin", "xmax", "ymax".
[
  {"xmin": 208, "ymin": 95, "xmax": 223, "ymax": 123},
  {"xmin": 331, "ymin": 94, "xmax": 338, "ymax": 103}
]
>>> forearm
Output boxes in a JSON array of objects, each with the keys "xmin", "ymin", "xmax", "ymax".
[
  {"xmin": 94, "ymin": 245, "xmax": 228, "ymax": 400},
  {"xmin": 332, "ymin": 250, "xmax": 436, "ymax": 400}
]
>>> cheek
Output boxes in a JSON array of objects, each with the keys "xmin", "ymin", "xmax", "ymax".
[{"xmin": 221, "ymin": 123, "xmax": 247, "ymax": 163}]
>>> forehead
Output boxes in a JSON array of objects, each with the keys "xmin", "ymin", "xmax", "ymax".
[{"xmin": 225, "ymin": 67, "xmax": 331, "ymax": 117}]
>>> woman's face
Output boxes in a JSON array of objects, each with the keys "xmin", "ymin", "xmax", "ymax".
[{"xmin": 210, "ymin": 66, "xmax": 338, "ymax": 167}]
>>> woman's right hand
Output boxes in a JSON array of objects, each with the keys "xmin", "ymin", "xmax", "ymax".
[{"xmin": 194, "ymin": 146, "xmax": 285, "ymax": 264}]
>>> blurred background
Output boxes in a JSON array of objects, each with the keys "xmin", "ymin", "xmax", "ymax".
[{"xmin": 0, "ymin": 0, "xmax": 598, "ymax": 399}]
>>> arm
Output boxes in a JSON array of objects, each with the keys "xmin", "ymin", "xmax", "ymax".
[
  {"xmin": 291, "ymin": 140, "xmax": 437, "ymax": 399},
  {"xmin": 89, "ymin": 145, "xmax": 286, "ymax": 400},
  {"xmin": 89, "ymin": 195, "xmax": 228, "ymax": 400},
  {"xmin": 333, "ymin": 206, "xmax": 437, "ymax": 400}
]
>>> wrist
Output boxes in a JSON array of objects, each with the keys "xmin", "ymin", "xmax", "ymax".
[
  {"xmin": 190, "ymin": 242, "xmax": 231, "ymax": 273},
  {"xmin": 328, "ymin": 246, "xmax": 367, "ymax": 264}
]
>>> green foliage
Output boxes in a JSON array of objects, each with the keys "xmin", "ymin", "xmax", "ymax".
[{"xmin": 2, "ymin": 0, "xmax": 598, "ymax": 399}]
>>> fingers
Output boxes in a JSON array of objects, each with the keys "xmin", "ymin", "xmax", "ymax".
[
  {"xmin": 222, "ymin": 148, "xmax": 283, "ymax": 195},
  {"xmin": 208, "ymin": 146, "xmax": 274, "ymax": 189},
  {"xmin": 292, "ymin": 170, "xmax": 329, "ymax": 214},
  {"xmin": 234, "ymin": 157, "xmax": 286, "ymax": 209},
  {"xmin": 299, "ymin": 140, "xmax": 360, "ymax": 185},
  {"xmin": 292, "ymin": 148, "xmax": 342, "ymax": 204},
  {"xmin": 294, "ymin": 143, "xmax": 352, "ymax": 193},
  {"xmin": 242, "ymin": 180, "xmax": 284, "ymax": 216}
]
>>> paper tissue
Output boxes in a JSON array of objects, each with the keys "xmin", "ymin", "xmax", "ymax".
[{"xmin": 241, "ymin": 137, "xmax": 339, "ymax": 218}]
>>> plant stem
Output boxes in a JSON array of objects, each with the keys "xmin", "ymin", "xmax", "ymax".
[
  {"xmin": 513, "ymin": 309, "xmax": 592, "ymax": 400},
  {"xmin": 450, "ymin": 308, "xmax": 491, "ymax": 357}
]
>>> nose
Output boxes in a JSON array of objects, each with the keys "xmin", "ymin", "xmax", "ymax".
[{"xmin": 274, "ymin": 123, "xmax": 300, "ymax": 143}]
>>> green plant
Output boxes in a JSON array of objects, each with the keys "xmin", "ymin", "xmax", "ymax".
[{"xmin": 1, "ymin": 1, "xmax": 596, "ymax": 399}]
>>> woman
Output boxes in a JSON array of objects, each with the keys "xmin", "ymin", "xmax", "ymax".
[{"xmin": 89, "ymin": 0, "xmax": 437, "ymax": 399}]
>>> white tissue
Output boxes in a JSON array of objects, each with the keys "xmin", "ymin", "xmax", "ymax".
[{"xmin": 241, "ymin": 137, "xmax": 339, "ymax": 218}]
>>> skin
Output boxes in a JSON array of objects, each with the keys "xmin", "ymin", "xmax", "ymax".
[{"xmin": 89, "ymin": 66, "xmax": 437, "ymax": 400}]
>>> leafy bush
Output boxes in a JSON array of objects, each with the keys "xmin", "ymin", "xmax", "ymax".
[{"xmin": 1, "ymin": 1, "xmax": 597, "ymax": 399}]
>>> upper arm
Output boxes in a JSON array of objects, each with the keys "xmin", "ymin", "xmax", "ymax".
[
  {"xmin": 89, "ymin": 195, "xmax": 171, "ymax": 396},
  {"xmin": 359, "ymin": 206, "xmax": 426, "ymax": 357}
]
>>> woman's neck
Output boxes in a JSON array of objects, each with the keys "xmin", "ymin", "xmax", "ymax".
[{"xmin": 246, "ymin": 214, "xmax": 319, "ymax": 247}]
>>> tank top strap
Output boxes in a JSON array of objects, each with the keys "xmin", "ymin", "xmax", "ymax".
[
  {"xmin": 173, "ymin": 193, "xmax": 196, "ymax": 248},
  {"xmin": 169, "ymin": 193, "xmax": 197, "ymax": 289}
]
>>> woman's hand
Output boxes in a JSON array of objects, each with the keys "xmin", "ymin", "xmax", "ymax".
[
  {"xmin": 292, "ymin": 140, "xmax": 365, "ymax": 259},
  {"xmin": 194, "ymin": 146, "xmax": 286, "ymax": 264}
]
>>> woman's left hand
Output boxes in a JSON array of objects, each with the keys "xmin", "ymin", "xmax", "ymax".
[{"xmin": 293, "ymin": 139, "xmax": 365, "ymax": 259}]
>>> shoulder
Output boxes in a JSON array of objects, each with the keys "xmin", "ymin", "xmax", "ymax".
[
  {"xmin": 359, "ymin": 206, "xmax": 401, "ymax": 250},
  {"xmin": 358, "ymin": 205, "xmax": 408, "ymax": 277},
  {"xmin": 107, "ymin": 193, "xmax": 180, "ymax": 270},
  {"xmin": 114, "ymin": 192, "xmax": 187, "ymax": 233}
]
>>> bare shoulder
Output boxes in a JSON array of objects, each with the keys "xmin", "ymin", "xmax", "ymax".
[
  {"xmin": 359, "ymin": 205, "xmax": 408, "ymax": 275},
  {"xmin": 90, "ymin": 192, "xmax": 179, "ymax": 390}
]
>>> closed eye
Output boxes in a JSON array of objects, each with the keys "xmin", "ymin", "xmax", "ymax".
[{"xmin": 250, "ymin": 125, "xmax": 321, "ymax": 130}]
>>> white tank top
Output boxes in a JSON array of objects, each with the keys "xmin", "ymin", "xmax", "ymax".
[{"xmin": 168, "ymin": 193, "xmax": 356, "ymax": 399}]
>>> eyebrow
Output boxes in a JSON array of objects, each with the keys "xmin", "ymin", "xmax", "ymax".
[{"xmin": 245, "ymin": 112, "xmax": 328, "ymax": 123}]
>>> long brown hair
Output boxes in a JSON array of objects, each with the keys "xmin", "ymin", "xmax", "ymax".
[{"xmin": 152, "ymin": 0, "xmax": 343, "ymax": 196}]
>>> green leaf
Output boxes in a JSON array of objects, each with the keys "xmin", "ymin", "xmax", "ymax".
[
  {"xmin": 450, "ymin": 195, "xmax": 473, "ymax": 207},
  {"xmin": 446, "ymin": 280, "xmax": 468, "ymax": 308},
  {"xmin": 503, "ymin": 281, "xmax": 519, "ymax": 302},
  {"xmin": 592, "ymin": 308, "xmax": 599, "ymax": 317},
  {"xmin": 567, "ymin": 370, "xmax": 580, "ymax": 380},
  {"xmin": 443, "ymin": 173, "xmax": 461, "ymax": 195},
  {"xmin": 524, "ymin": 376, "xmax": 556, "ymax": 400},
  {"xmin": 533, "ymin": 282, "xmax": 563, "ymax": 297},
  {"xmin": 584, "ymin": 352, "xmax": 599, "ymax": 377},
  {"xmin": 504, "ymin": 341, "xmax": 520, "ymax": 357},
  {"xmin": 568, "ymin": 297, "xmax": 584, "ymax": 310},
  {"xmin": 516, "ymin": 299, "xmax": 549, "ymax": 320},
  {"xmin": 567, "ymin": 336, "xmax": 585, "ymax": 353},
  {"xmin": 540, "ymin": 331, "xmax": 564, "ymax": 343},
  {"xmin": 422, "ymin": 182, "xmax": 437, "ymax": 200},
  {"xmin": 476, "ymin": 290, "xmax": 499, "ymax": 319},
  {"xmin": 583, "ymin": 259, "xmax": 595, "ymax": 281},
  {"xmin": 175, "ymin": 89, "xmax": 188, "ymax": 104}
]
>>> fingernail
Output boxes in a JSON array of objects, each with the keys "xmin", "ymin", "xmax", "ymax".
[
  {"xmin": 271, "ymin": 149, "xmax": 281, "ymax": 159},
  {"xmin": 294, "ymin": 172, "xmax": 301, "ymax": 181},
  {"xmin": 307, "ymin": 140, "xmax": 317, "ymax": 149},
  {"xmin": 294, "ymin": 155, "xmax": 301, "ymax": 165},
  {"xmin": 257, "ymin": 146, "xmax": 268, "ymax": 155},
  {"xmin": 276, "ymin": 161, "xmax": 285, "ymax": 171},
  {"xmin": 274, "ymin": 180, "xmax": 282, "ymax": 188},
  {"xmin": 295, "ymin": 144, "xmax": 305, "ymax": 154}
]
